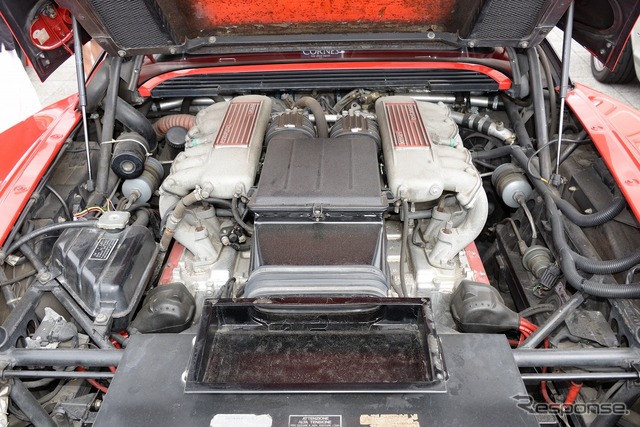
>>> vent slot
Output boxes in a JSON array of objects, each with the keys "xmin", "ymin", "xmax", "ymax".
[
  {"xmin": 469, "ymin": 0, "xmax": 547, "ymax": 40},
  {"xmin": 88, "ymin": 0, "xmax": 175, "ymax": 48},
  {"xmin": 150, "ymin": 68, "xmax": 501, "ymax": 97}
]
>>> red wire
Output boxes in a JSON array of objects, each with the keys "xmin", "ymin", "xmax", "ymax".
[
  {"xmin": 76, "ymin": 367, "xmax": 109, "ymax": 393},
  {"xmin": 520, "ymin": 318, "xmax": 577, "ymax": 409}
]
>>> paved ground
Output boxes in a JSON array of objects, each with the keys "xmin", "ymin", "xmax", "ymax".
[{"xmin": 27, "ymin": 29, "xmax": 640, "ymax": 109}]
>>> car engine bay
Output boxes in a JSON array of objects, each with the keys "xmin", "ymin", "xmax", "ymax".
[{"xmin": 1, "ymin": 46, "xmax": 640, "ymax": 427}]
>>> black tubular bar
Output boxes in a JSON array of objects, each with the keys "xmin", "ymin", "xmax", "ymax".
[
  {"xmin": 521, "ymin": 371, "xmax": 639, "ymax": 383},
  {"xmin": 9, "ymin": 379, "xmax": 56, "ymax": 427},
  {"xmin": 513, "ymin": 348, "xmax": 640, "ymax": 368},
  {"xmin": 1, "ymin": 348, "xmax": 123, "ymax": 368},
  {"xmin": 51, "ymin": 286, "xmax": 114, "ymax": 349},
  {"xmin": 519, "ymin": 292, "xmax": 585, "ymax": 349}
]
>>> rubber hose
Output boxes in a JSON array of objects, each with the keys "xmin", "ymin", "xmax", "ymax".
[
  {"xmin": 132, "ymin": 209, "xmax": 150, "ymax": 227},
  {"xmin": 471, "ymin": 145, "xmax": 513, "ymax": 160},
  {"xmin": 95, "ymin": 57, "xmax": 122, "ymax": 198},
  {"xmin": 550, "ymin": 193, "xmax": 626, "ymax": 227},
  {"xmin": 536, "ymin": 46, "xmax": 558, "ymax": 135},
  {"xmin": 203, "ymin": 197, "xmax": 232, "ymax": 209},
  {"xmin": 86, "ymin": 62, "xmax": 110, "ymax": 113},
  {"xmin": 546, "ymin": 193, "xmax": 640, "ymax": 298},
  {"xmin": 510, "ymin": 143, "xmax": 625, "ymax": 229},
  {"xmin": 528, "ymin": 49, "xmax": 551, "ymax": 180},
  {"xmin": 152, "ymin": 114, "xmax": 196, "ymax": 140},
  {"xmin": 2, "ymin": 221, "xmax": 98, "ymax": 261},
  {"xmin": 115, "ymin": 97, "xmax": 157, "ymax": 152},
  {"xmin": 571, "ymin": 248, "xmax": 640, "ymax": 275},
  {"xmin": 519, "ymin": 303, "xmax": 556, "ymax": 318},
  {"xmin": 294, "ymin": 97, "xmax": 329, "ymax": 138},
  {"xmin": 231, "ymin": 196, "xmax": 253, "ymax": 236},
  {"xmin": 502, "ymin": 96, "xmax": 535, "ymax": 150}
]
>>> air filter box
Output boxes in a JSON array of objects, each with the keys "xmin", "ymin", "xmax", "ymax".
[{"xmin": 246, "ymin": 135, "xmax": 389, "ymax": 298}]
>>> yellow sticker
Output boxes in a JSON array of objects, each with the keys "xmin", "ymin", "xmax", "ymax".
[{"xmin": 360, "ymin": 414, "xmax": 420, "ymax": 427}]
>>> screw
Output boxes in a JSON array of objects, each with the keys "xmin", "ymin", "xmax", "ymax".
[
  {"xmin": 429, "ymin": 185, "xmax": 442, "ymax": 196},
  {"xmin": 117, "ymin": 50, "xmax": 126, "ymax": 57},
  {"xmin": 584, "ymin": 208, "xmax": 593, "ymax": 214},
  {"xmin": 95, "ymin": 314, "xmax": 108, "ymax": 323},
  {"xmin": 37, "ymin": 272, "xmax": 52, "ymax": 282},
  {"xmin": 568, "ymin": 186, "xmax": 577, "ymax": 192}
]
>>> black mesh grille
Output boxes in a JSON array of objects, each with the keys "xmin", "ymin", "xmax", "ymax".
[
  {"xmin": 469, "ymin": 0, "xmax": 547, "ymax": 40},
  {"xmin": 88, "ymin": 0, "xmax": 174, "ymax": 48},
  {"xmin": 150, "ymin": 69, "xmax": 501, "ymax": 97}
]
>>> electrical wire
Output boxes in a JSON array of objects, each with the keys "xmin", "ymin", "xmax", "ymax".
[
  {"xmin": 399, "ymin": 200, "xmax": 410, "ymax": 298},
  {"xmin": 517, "ymin": 196, "xmax": 537, "ymax": 245},
  {"xmin": 44, "ymin": 185, "xmax": 72, "ymax": 221}
]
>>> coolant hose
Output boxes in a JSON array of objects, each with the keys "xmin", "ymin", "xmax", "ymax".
[
  {"xmin": 449, "ymin": 111, "xmax": 516, "ymax": 143},
  {"xmin": 471, "ymin": 145, "xmax": 513, "ymax": 160},
  {"xmin": 115, "ymin": 97, "xmax": 157, "ymax": 153},
  {"xmin": 545, "ymin": 192, "xmax": 640, "ymax": 298},
  {"xmin": 152, "ymin": 114, "xmax": 196, "ymax": 140},
  {"xmin": 232, "ymin": 195, "xmax": 254, "ymax": 236},
  {"xmin": 509, "ymin": 144, "xmax": 625, "ymax": 228},
  {"xmin": 528, "ymin": 48, "xmax": 552, "ymax": 180},
  {"xmin": 1, "ymin": 221, "xmax": 98, "ymax": 263},
  {"xmin": 571, "ymin": 247, "xmax": 640, "ymax": 275},
  {"xmin": 550, "ymin": 193, "xmax": 626, "ymax": 227},
  {"xmin": 95, "ymin": 57, "xmax": 122, "ymax": 198},
  {"xmin": 294, "ymin": 97, "xmax": 329, "ymax": 138},
  {"xmin": 159, "ymin": 191, "xmax": 203, "ymax": 251}
]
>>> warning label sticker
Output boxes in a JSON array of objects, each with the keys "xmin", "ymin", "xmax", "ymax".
[
  {"xmin": 89, "ymin": 238, "xmax": 118, "ymax": 260},
  {"xmin": 289, "ymin": 415, "xmax": 342, "ymax": 427}
]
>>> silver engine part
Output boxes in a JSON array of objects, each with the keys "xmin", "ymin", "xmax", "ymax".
[
  {"xmin": 158, "ymin": 96, "xmax": 271, "ymax": 313},
  {"xmin": 160, "ymin": 94, "xmax": 272, "ymax": 202},
  {"xmin": 377, "ymin": 96, "xmax": 488, "ymax": 291},
  {"xmin": 159, "ymin": 95, "xmax": 271, "ymax": 262},
  {"xmin": 161, "ymin": 94, "xmax": 489, "ymax": 306}
]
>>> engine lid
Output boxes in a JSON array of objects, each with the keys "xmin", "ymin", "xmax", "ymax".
[{"xmin": 2, "ymin": 0, "xmax": 639, "ymax": 80}]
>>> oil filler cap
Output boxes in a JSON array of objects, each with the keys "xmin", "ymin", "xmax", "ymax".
[{"xmin": 97, "ymin": 211, "xmax": 131, "ymax": 230}]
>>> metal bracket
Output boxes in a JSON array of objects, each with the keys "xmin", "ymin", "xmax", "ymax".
[
  {"xmin": 93, "ymin": 304, "xmax": 116, "ymax": 339},
  {"xmin": 312, "ymin": 203, "xmax": 324, "ymax": 222}
]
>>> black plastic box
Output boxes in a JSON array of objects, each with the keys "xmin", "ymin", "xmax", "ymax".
[
  {"xmin": 186, "ymin": 297, "xmax": 446, "ymax": 393},
  {"xmin": 250, "ymin": 136, "xmax": 387, "ymax": 215},
  {"xmin": 52, "ymin": 225, "xmax": 158, "ymax": 327}
]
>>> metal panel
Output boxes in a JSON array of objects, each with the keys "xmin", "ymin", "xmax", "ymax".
[{"xmin": 95, "ymin": 333, "xmax": 539, "ymax": 426}]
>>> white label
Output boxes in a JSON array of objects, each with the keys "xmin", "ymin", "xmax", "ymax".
[
  {"xmin": 210, "ymin": 414, "xmax": 272, "ymax": 427},
  {"xmin": 360, "ymin": 414, "xmax": 420, "ymax": 427},
  {"xmin": 289, "ymin": 415, "xmax": 342, "ymax": 427}
]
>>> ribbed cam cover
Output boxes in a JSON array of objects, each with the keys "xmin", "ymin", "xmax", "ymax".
[
  {"xmin": 376, "ymin": 96, "xmax": 465, "ymax": 202},
  {"xmin": 160, "ymin": 95, "xmax": 272, "ymax": 201}
]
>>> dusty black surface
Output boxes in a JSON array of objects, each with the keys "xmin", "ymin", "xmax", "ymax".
[{"xmin": 95, "ymin": 333, "xmax": 539, "ymax": 427}]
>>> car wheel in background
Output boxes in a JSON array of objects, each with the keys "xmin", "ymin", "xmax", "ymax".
[{"xmin": 590, "ymin": 42, "xmax": 637, "ymax": 83}]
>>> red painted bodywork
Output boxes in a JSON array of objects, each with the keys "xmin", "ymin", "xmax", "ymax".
[
  {"xmin": 187, "ymin": 0, "xmax": 451, "ymax": 26},
  {"xmin": 464, "ymin": 242, "xmax": 489, "ymax": 285},
  {"xmin": 0, "ymin": 95, "xmax": 80, "ymax": 246},
  {"xmin": 139, "ymin": 61, "xmax": 512, "ymax": 96},
  {"xmin": 566, "ymin": 83, "xmax": 640, "ymax": 221},
  {"xmin": 159, "ymin": 243, "xmax": 186, "ymax": 285}
]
